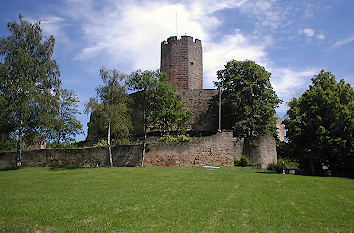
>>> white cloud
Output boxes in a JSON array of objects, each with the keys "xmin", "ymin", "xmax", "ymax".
[
  {"xmin": 332, "ymin": 36, "xmax": 354, "ymax": 48},
  {"xmin": 239, "ymin": 0, "xmax": 291, "ymax": 30},
  {"xmin": 317, "ymin": 33, "xmax": 326, "ymax": 40},
  {"xmin": 299, "ymin": 28, "xmax": 315, "ymax": 37},
  {"xmin": 62, "ymin": 0, "xmax": 263, "ymax": 74},
  {"xmin": 203, "ymin": 31, "xmax": 269, "ymax": 88},
  {"xmin": 39, "ymin": 16, "xmax": 69, "ymax": 43},
  {"xmin": 270, "ymin": 67, "xmax": 316, "ymax": 113},
  {"xmin": 57, "ymin": 0, "xmax": 318, "ymax": 115}
]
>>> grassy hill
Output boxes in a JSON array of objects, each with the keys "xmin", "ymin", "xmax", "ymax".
[{"xmin": 0, "ymin": 167, "xmax": 353, "ymax": 232}]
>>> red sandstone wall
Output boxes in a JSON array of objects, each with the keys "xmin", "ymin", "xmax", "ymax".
[
  {"xmin": 177, "ymin": 89, "xmax": 218, "ymax": 132},
  {"xmin": 144, "ymin": 132, "xmax": 234, "ymax": 166},
  {"xmin": 0, "ymin": 145, "xmax": 143, "ymax": 169},
  {"xmin": 160, "ymin": 36, "xmax": 203, "ymax": 89}
]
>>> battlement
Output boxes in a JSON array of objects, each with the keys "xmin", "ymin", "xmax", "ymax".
[
  {"xmin": 160, "ymin": 36, "xmax": 203, "ymax": 89},
  {"xmin": 162, "ymin": 36, "xmax": 201, "ymax": 46}
]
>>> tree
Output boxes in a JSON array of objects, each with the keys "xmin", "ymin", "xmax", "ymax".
[
  {"xmin": 127, "ymin": 70, "xmax": 161, "ymax": 167},
  {"xmin": 127, "ymin": 70, "xmax": 192, "ymax": 166},
  {"xmin": 216, "ymin": 60, "xmax": 281, "ymax": 138},
  {"xmin": 149, "ymin": 78, "xmax": 192, "ymax": 134},
  {"xmin": 284, "ymin": 70, "xmax": 353, "ymax": 177},
  {"xmin": 51, "ymin": 88, "xmax": 83, "ymax": 145},
  {"xmin": 85, "ymin": 68, "xmax": 132, "ymax": 167},
  {"xmin": 0, "ymin": 14, "xmax": 60, "ymax": 161}
]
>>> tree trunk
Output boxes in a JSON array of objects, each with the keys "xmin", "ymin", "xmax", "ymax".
[
  {"xmin": 218, "ymin": 87, "xmax": 222, "ymax": 132},
  {"xmin": 17, "ymin": 126, "xmax": 22, "ymax": 167},
  {"xmin": 310, "ymin": 156, "xmax": 315, "ymax": 176},
  {"xmin": 142, "ymin": 109, "xmax": 146, "ymax": 167},
  {"xmin": 108, "ymin": 121, "xmax": 113, "ymax": 167}
]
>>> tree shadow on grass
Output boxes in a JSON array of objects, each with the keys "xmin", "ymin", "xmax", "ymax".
[
  {"xmin": 0, "ymin": 167, "xmax": 20, "ymax": 172},
  {"xmin": 48, "ymin": 167, "xmax": 99, "ymax": 171},
  {"xmin": 255, "ymin": 171, "xmax": 282, "ymax": 175},
  {"xmin": 255, "ymin": 171, "xmax": 353, "ymax": 179}
]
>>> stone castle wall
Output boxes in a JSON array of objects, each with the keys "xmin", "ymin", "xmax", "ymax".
[
  {"xmin": 243, "ymin": 136, "xmax": 277, "ymax": 168},
  {"xmin": 161, "ymin": 36, "xmax": 203, "ymax": 89},
  {"xmin": 0, "ymin": 134, "xmax": 278, "ymax": 169},
  {"xmin": 177, "ymin": 89, "xmax": 218, "ymax": 133},
  {"xmin": 144, "ymin": 132, "xmax": 235, "ymax": 166},
  {"xmin": 0, "ymin": 145, "xmax": 143, "ymax": 169},
  {"xmin": 276, "ymin": 115, "xmax": 285, "ymax": 141}
]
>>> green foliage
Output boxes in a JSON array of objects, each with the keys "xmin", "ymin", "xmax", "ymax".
[
  {"xmin": 149, "ymin": 79, "xmax": 193, "ymax": 134},
  {"xmin": 0, "ymin": 14, "xmax": 61, "ymax": 152},
  {"xmin": 249, "ymin": 139, "xmax": 258, "ymax": 147},
  {"xmin": 93, "ymin": 139, "xmax": 108, "ymax": 148},
  {"xmin": 234, "ymin": 155, "xmax": 252, "ymax": 167},
  {"xmin": 267, "ymin": 161, "xmax": 285, "ymax": 173},
  {"xmin": 267, "ymin": 158, "xmax": 299, "ymax": 173},
  {"xmin": 159, "ymin": 134, "xmax": 193, "ymax": 143},
  {"xmin": 216, "ymin": 60, "xmax": 281, "ymax": 138},
  {"xmin": 51, "ymin": 88, "xmax": 83, "ymax": 144},
  {"xmin": 0, "ymin": 133, "xmax": 16, "ymax": 152},
  {"xmin": 92, "ymin": 138, "xmax": 132, "ymax": 147},
  {"xmin": 86, "ymin": 68, "xmax": 132, "ymax": 143},
  {"xmin": 128, "ymin": 70, "xmax": 192, "ymax": 135},
  {"xmin": 284, "ymin": 70, "xmax": 353, "ymax": 177},
  {"xmin": 46, "ymin": 141, "xmax": 78, "ymax": 149}
]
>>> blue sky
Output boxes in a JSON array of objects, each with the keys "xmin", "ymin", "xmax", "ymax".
[{"xmin": 1, "ymin": 0, "xmax": 353, "ymax": 141}]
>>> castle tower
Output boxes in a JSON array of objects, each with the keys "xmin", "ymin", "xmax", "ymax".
[{"xmin": 160, "ymin": 36, "xmax": 203, "ymax": 89}]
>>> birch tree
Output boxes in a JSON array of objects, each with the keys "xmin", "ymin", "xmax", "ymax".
[
  {"xmin": 0, "ymin": 14, "xmax": 60, "ymax": 161},
  {"xmin": 85, "ymin": 68, "xmax": 131, "ymax": 167}
]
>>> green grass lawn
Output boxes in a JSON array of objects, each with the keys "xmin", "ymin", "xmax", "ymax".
[{"xmin": 0, "ymin": 167, "xmax": 353, "ymax": 232}]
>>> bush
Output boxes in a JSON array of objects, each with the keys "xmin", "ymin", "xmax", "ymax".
[
  {"xmin": 267, "ymin": 158, "xmax": 299, "ymax": 173},
  {"xmin": 267, "ymin": 162, "xmax": 285, "ymax": 173},
  {"xmin": 234, "ymin": 156, "xmax": 252, "ymax": 167},
  {"xmin": 93, "ymin": 139, "xmax": 108, "ymax": 148},
  {"xmin": 159, "ymin": 134, "xmax": 192, "ymax": 143},
  {"xmin": 46, "ymin": 142, "xmax": 79, "ymax": 149}
]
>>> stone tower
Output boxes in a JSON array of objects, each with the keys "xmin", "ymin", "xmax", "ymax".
[{"xmin": 160, "ymin": 36, "xmax": 203, "ymax": 89}]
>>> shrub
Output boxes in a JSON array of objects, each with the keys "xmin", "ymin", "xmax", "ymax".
[
  {"xmin": 93, "ymin": 139, "xmax": 108, "ymax": 147},
  {"xmin": 234, "ymin": 156, "xmax": 252, "ymax": 167},
  {"xmin": 267, "ymin": 162, "xmax": 285, "ymax": 173},
  {"xmin": 159, "ymin": 134, "xmax": 192, "ymax": 143},
  {"xmin": 46, "ymin": 142, "xmax": 79, "ymax": 149},
  {"xmin": 267, "ymin": 158, "xmax": 299, "ymax": 173}
]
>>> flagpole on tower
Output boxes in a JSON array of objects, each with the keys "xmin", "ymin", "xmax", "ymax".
[{"xmin": 176, "ymin": 12, "xmax": 179, "ymax": 38}]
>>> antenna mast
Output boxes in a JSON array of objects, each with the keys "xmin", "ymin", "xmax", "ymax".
[{"xmin": 176, "ymin": 12, "xmax": 179, "ymax": 38}]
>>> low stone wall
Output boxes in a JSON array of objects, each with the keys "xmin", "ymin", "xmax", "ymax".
[
  {"xmin": 0, "ymin": 134, "xmax": 277, "ymax": 169},
  {"xmin": 0, "ymin": 145, "xmax": 143, "ymax": 169},
  {"xmin": 144, "ymin": 131, "xmax": 235, "ymax": 166}
]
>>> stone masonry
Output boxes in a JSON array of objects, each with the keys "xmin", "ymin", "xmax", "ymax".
[
  {"xmin": 177, "ymin": 89, "xmax": 218, "ymax": 133},
  {"xmin": 161, "ymin": 36, "xmax": 203, "ymax": 89},
  {"xmin": 0, "ymin": 145, "xmax": 143, "ymax": 169},
  {"xmin": 243, "ymin": 136, "xmax": 277, "ymax": 168},
  {"xmin": 144, "ymin": 131, "xmax": 235, "ymax": 166}
]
